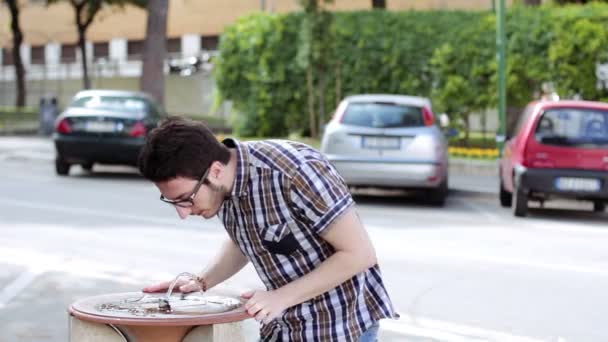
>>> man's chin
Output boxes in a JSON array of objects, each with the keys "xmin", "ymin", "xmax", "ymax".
[{"xmin": 200, "ymin": 211, "xmax": 216, "ymax": 219}]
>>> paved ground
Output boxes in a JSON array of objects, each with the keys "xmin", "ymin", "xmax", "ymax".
[{"xmin": 1, "ymin": 136, "xmax": 607, "ymax": 342}]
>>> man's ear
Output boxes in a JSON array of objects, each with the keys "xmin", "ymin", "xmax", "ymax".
[{"xmin": 209, "ymin": 161, "xmax": 224, "ymax": 180}]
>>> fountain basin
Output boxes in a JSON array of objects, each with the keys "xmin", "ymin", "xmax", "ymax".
[{"xmin": 69, "ymin": 291, "xmax": 251, "ymax": 342}]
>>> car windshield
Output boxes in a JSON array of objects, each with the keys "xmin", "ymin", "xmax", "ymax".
[
  {"xmin": 341, "ymin": 102, "xmax": 424, "ymax": 128},
  {"xmin": 70, "ymin": 95, "xmax": 147, "ymax": 113},
  {"xmin": 535, "ymin": 108, "xmax": 608, "ymax": 148}
]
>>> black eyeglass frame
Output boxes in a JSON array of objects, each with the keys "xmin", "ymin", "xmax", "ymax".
[{"xmin": 160, "ymin": 167, "xmax": 210, "ymax": 208}]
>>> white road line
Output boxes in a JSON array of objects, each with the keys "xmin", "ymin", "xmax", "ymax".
[
  {"xmin": 0, "ymin": 198, "xmax": 183, "ymax": 226},
  {"xmin": 453, "ymin": 197, "xmax": 608, "ymax": 235},
  {"xmin": 0, "ymin": 247, "xmax": 545, "ymax": 342},
  {"xmin": 454, "ymin": 197, "xmax": 503, "ymax": 222},
  {"xmin": 0, "ymin": 268, "xmax": 45, "ymax": 309},
  {"xmin": 382, "ymin": 313, "xmax": 546, "ymax": 342}
]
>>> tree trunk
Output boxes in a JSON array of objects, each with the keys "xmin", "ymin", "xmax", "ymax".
[
  {"xmin": 77, "ymin": 28, "xmax": 91, "ymax": 89},
  {"xmin": 317, "ymin": 70, "xmax": 326, "ymax": 135},
  {"xmin": 372, "ymin": 0, "xmax": 386, "ymax": 9},
  {"xmin": 140, "ymin": 0, "xmax": 169, "ymax": 105},
  {"xmin": 6, "ymin": 0, "xmax": 26, "ymax": 107},
  {"xmin": 307, "ymin": 66, "xmax": 317, "ymax": 138},
  {"xmin": 335, "ymin": 61, "xmax": 341, "ymax": 108}
]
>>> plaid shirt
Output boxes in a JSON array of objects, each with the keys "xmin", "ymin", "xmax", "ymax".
[{"xmin": 218, "ymin": 139, "xmax": 397, "ymax": 341}]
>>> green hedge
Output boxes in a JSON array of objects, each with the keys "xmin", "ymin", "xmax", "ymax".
[
  {"xmin": 216, "ymin": 4, "xmax": 608, "ymax": 137},
  {"xmin": 0, "ymin": 107, "xmax": 38, "ymax": 119}
]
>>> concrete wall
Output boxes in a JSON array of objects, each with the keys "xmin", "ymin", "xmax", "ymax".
[{"xmin": 0, "ymin": 71, "xmax": 222, "ymax": 117}]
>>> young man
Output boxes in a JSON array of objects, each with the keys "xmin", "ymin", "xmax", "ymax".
[{"xmin": 138, "ymin": 117, "xmax": 397, "ymax": 341}]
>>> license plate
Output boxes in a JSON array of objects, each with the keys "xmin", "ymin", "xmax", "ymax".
[
  {"xmin": 362, "ymin": 136, "xmax": 401, "ymax": 150},
  {"xmin": 85, "ymin": 121, "xmax": 115, "ymax": 133},
  {"xmin": 555, "ymin": 177, "xmax": 601, "ymax": 192}
]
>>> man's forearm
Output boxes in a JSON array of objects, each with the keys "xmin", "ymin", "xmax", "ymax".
[
  {"xmin": 200, "ymin": 238, "xmax": 249, "ymax": 289},
  {"xmin": 275, "ymin": 249, "xmax": 375, "ymax": 308}
]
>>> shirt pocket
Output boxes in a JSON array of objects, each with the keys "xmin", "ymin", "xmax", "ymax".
[{"xmin": 261, "ymin": 222, "xmax": 301, "ymax": 256}]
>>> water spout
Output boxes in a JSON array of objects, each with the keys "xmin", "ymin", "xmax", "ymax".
[{"xmin": 161, "ymin": 272, "xmax": 205, "ymax": 311}]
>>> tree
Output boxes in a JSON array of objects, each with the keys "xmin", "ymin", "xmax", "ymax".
[
  {"xmin": 140, "ymin": 0, "xmax": 168, "ymax": 105},
  {"xmin": 47, "ymin": 0, "xmax": 141, "ymax": 90},
  {"xmin": 296, "ymin": 0, "xmax": 335, "ymax": 137},
  {"xmin": 4, "ymin": 0, "xmax": 26, "ymax": 107}
]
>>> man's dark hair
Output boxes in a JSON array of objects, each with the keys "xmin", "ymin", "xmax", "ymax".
[{"xmin": 138, "ymin": 116, "xmax": 230, "ymax": 182}]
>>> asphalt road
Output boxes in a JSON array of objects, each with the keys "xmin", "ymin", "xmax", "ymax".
[{"xmin": 0, "ymin": 137, "xmax": 607, "ymax": 342}]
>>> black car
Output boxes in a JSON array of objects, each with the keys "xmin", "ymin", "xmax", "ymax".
[{"xmin": 53, "ymin": 90, "xmax": 166, "ymax": 176}]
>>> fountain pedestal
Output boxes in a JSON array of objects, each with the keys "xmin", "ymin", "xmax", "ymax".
[{"xmin": 68, "ymin": 292, "xmax": 250, "ymax": 342}]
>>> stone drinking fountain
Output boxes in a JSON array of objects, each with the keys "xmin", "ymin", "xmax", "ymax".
[{"xmin": 68, "ymin": 273, "xmax": 251, "ymax": 342}]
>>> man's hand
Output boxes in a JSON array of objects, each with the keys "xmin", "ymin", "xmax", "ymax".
[
  {"xmin": 241, "ymin": 290, "xmax": 290, "ymax": 324},
  {"xmin": 142, "ymin": 278, "xmax": 201, "ymax": 293}
]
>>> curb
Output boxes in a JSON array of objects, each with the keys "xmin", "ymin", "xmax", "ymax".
[{"xmin": 449, "ymin": 158, "xmax": 498, "ymax": 177}]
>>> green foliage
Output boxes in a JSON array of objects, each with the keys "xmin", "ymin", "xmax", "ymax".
[
  {"xmin": 216, "ymin": 3, "xmax": 608, "ymax": 137},
  {"xmin": 215, "ymin": 13, "xmax": 304, "ymax": 137},
  {"xmin": 0, "ymin": 107, "xmax": 37, "ymax": 117}
]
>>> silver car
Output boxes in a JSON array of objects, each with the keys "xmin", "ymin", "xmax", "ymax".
[{"xmin": 321, "ymin": 94, "xmax": 449, "ymax": 205}]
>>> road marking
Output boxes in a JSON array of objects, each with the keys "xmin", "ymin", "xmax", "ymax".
[
  {"xmin": 454, "ymin": 197, "xmax": 608, "ymax": 234},
  {"xmin": 0, "ymin": 245, "xmax": 546, "ymax": 342},
  {"xmin": 0, "ymin": 268, "xmax": 45, "ymax": 309},
  {"xmin": 0, "ymin": 198, "xmax": 195, "ymax": 227},
  {"xmin": 382, "ymin": 245, "xmax": 608, "ymax": 277},
  {"xmin": 381, "ymin": 313, "xmax": 545, "ymax": 342},
  {"xmin": 454, "ymin": 197, "xmax": 503, "ymax": 222}
]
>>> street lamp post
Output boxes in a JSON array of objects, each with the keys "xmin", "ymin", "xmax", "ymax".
[{"xmin": 496, "ymin": 0, "xmax": 507, "ymax": 154}]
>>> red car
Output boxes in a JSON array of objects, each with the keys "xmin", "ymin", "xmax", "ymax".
[{"xmin": 499, "ymin": 100, "xmax": 608, "ymax": 217}]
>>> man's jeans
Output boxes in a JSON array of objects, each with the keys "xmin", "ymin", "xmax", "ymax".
[
  {"xmin": 259, "ymin": 321, "xmax": 380, "ymax": 342},
  {"xmin": 359, "ymin": 321, "xmax": 380, "ymax": 342}
]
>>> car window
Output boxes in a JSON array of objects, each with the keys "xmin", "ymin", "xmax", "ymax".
[
  {"xmin": 70, "ymin": 95, "xmax": 148, "ymax": 113},
  {"xmin": 342, "ymin": 102, "xmax": 424, "ymax": 128},
  {"xmin": 535, "ymin": 108, "xmax": 608, "ymax": 148}
]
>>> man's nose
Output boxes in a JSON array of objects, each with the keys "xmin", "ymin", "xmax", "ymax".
[{"xmin": 175, "ymin": 206, "xmax": 191, "ymax": 219}]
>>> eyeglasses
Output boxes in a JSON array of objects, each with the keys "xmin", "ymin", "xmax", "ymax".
[{"xmin": 160, "ymin": 168, "xmax": 210, "ymax": 208}]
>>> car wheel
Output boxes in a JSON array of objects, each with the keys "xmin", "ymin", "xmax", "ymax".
[
  {"xmin": 593, "ymin": 201, "xmax": 606, "ymax": 213},
  {"xmin": 499, "ymin": 174, "xmax": 512, "ymax": 208},
  {"xmin": 55, "ymin": 157, "xmax": 71, "ymax": 176},
  {"xmin": 427, "ymin": 179, "xmax": 448, "ymax": 207},
  {"xmin": 512, "ymin": 183, "xmax": 528, "ymax": 217},
  {"xmin": 82, "ymin": 162, "xmax": 94, "ymax": 172}
]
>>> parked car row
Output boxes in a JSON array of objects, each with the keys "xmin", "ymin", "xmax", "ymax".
[{"xmin": 54, "ymin": 91, "xmax": 450, "ymax": 205}]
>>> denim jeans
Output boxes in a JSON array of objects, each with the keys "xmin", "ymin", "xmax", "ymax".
[{"xmin": 359, "ymin": 321, "xmax": 380, "ymax": 342}]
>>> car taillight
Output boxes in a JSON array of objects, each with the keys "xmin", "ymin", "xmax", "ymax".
[
  {"xmin": 129, "ymin": 121, "xmax": 147, "ymax": 137},
  {"xmin": 423, "ymin": 107, "xmax": 435, "ymax": 126},
  {"xmin": 56, "ymin": 118, "xmax": 72, "ymax": 134}
]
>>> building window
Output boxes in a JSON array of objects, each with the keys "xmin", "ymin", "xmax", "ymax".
[
  {"xmin": 201, "ymin": 35, "xmax": 219, "ymax": 51},
  {"xmin": 31, "ymin": 45, "xmax": 45, "ymax": 64},
  {"xmin": 93, "ymin": 42, "xmax": 109, "ymax": 60},
  {"xmin": 167, "ymin": 38, "xmax": 181, "ymax": 56},
  {"xmin": 61, "ymin": 44, "xmax": 77, "ymax": 63},
  {"xmin": 127, "ymin": 39, "xmax": 144, "ymax": 60},
  {"xmin": 2, "ymin": 48, "xmax": 14, "ymax": 66}
]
